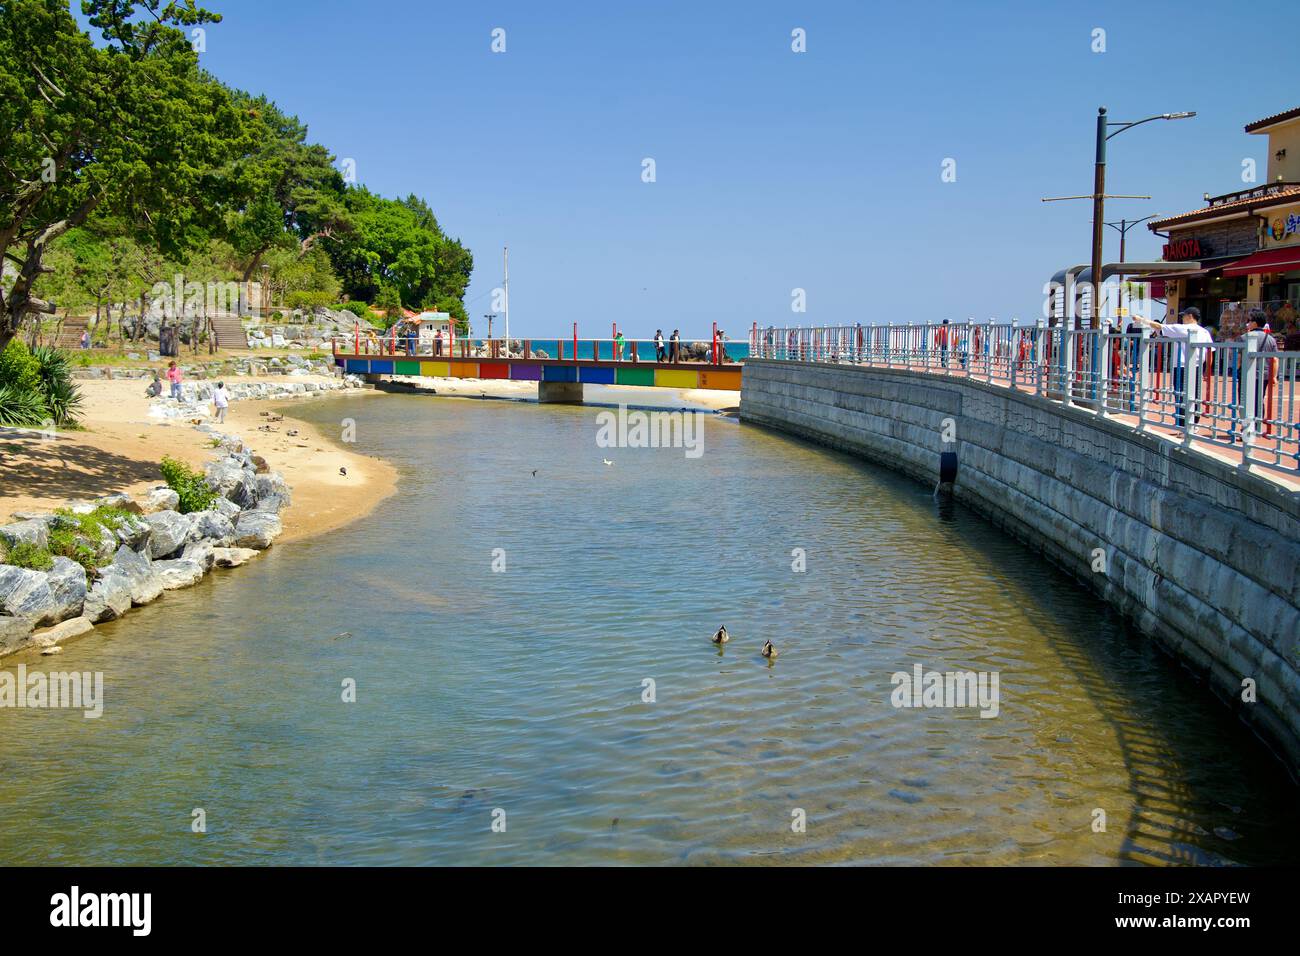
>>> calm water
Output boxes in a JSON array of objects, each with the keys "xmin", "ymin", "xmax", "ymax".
[{"xmin": 0, "ymin": 392, "xmax": 1296, "ymax": 866}]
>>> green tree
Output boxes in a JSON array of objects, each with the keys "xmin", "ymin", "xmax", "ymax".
[{"xmin": 0, "ymin": 0, "xmax": 247, "ymax": 351}]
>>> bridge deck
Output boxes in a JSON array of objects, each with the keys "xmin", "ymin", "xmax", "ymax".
[{"xmin": 332, "ymin": 351, "xmax": 744, "ymax": 391}]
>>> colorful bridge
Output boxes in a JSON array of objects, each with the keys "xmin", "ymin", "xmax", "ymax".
[{"xmin": 331, "ymin": 327, "xmax": 747, "ymax": 401}]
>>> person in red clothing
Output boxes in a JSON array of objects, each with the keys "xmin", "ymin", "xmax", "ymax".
[
  {"xmin": 166, "ymin": 361, "xmax": 182, "ymax": 400},
  {"xmin": 936, "ymin": 320, "xmax": 951, "ymax": 368}
]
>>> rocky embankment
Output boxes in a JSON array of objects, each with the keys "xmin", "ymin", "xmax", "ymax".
[{"xmin": 0, "ymin": 431, "xmax": 294, "ymax": 659}]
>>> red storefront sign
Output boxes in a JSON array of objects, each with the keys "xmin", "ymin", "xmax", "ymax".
[{"xmin": 1162, "ymin": 237, "xmax": 1205, "ymax": 260}]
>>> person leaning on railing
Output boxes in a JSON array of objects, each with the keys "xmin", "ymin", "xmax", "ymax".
[
  {"xmin": 1129, "ymin": 306, "xmax": 1212, "ymax": 429},
  {"xmin": 1245, "ymin": 309, "xmax": 1280, "ymax": 435}
]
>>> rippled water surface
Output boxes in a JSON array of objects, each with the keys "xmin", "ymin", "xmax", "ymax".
[{"xmin": 1, "ymin": 392, "xmax": 1297, "ymax": 865}]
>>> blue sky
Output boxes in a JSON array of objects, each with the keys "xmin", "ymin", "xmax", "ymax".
[{"xmin": 185, "ymin": 0, "xmax": 1297, "ymax": 338}]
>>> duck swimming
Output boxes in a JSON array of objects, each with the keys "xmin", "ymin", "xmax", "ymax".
[
  {"xmin": 711, "ymin": 625, "xmax": 729, "ymax": 644},
  {"xmin": 761, "ymin": 640, "xmax": 778, "ymax": 659}
]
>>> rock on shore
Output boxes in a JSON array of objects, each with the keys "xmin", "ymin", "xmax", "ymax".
[{"xmin": 0, "ymin": 428, "xmax": 286, "ymax": 657}]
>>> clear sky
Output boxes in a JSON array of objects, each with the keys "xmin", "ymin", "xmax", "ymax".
[{"xmin": 187, "ymin": 0, "xmax": 1298, "ymax": 338}]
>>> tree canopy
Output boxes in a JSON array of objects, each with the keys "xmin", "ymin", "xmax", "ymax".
[{"xmin": 0, "ymin": 0, "xmax": 473, "ymax": 350}]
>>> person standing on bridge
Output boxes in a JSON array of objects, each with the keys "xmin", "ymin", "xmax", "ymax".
[
  {"xmin": 655, "ymin": 329, "xmax": 665, "ymax": 362},
  {"xmin": 434, "ymin": 327, "xmax": 444, "ymax": 357},
  {"xmin": 669, "ymin": 329, "xmax": 681, "ymax": 363},
  {"xmin": 615, "ymin": 329, "xmax": 626, "ymax": 361}
]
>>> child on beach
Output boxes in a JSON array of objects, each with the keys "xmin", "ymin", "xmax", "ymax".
[
  {"xmin": 166, "ymin": 361, "xmax": 182, "ymax": 400},
  {"xmin": 212, "ymin": 381, "xmax": 230, "ymax": 423}
]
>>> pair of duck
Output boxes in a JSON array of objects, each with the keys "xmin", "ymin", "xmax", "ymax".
[{"xmin": 711, "ymin": 625, "xmax": 778, "ymax": 659}]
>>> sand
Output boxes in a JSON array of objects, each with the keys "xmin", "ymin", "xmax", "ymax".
[{"xmin": 0, "ymin": 376, "xmax": 397, "ymax": 545}]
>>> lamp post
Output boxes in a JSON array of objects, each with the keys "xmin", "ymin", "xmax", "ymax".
[{"xmin": 1089, "ymin": 108, "xmax": 1195, "ymax": 328}]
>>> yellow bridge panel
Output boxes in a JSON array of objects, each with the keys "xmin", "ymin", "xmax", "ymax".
[
  {"xmin": 419, "ymin": 361, "xmax": 451, "ymax": 377},
  {"xmin": 654, "ymin": 369, "xmax": 699, "ymax": 389}
]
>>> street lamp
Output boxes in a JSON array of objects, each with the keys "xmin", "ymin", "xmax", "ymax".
[{"xmin": 1089, "ymin": 108, "xmax": 1195, "ymax": 328}]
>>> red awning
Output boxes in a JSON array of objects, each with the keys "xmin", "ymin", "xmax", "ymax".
[
  {"xmin": 1130, "ymin": 255, "xmax": 1248, "ymax": 283},
  {"xmin": 1221, "ymin": 246, "xmax": 1300, "ymax": 276}
]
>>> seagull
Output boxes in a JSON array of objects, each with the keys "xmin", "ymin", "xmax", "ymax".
[
  {"xmin": 339, "ymin": 466, "xmax": 347, "ymax": 477},
  {"xmin": 602, "ymin": 458, "xmax": 613, "ymax": 466}
]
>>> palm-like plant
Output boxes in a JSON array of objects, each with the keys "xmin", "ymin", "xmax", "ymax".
[
  {"xmin": 0, "ymin": 383, "xmax": 49, "ymax": 427},
  {"xmin": 29, "ymin": 346, "xmax": 84, "ymax": 426}
]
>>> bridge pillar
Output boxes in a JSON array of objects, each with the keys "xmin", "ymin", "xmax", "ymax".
[{"xmin": 537, "ymin": 381, "xmax": 584, "ymax": 404}]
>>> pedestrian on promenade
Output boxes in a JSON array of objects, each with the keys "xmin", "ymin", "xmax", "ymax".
[
  {"xmin": 166, "ymin": 361, "xmax": 183, "ymax": 400},
  {"xmin": 1245, "ymin": 309, "xmax": 1280, "ymax": 436},
  {"xmin": 669, "ymin": 329, "xmax": 681, "ymax": 363},
  {"xmin": 936, "ymin": 320, "xmax": 951, "ymax": 369},
  {"xmin": 212, "ymin": 380, "xmax": 230, "ymax": 424},
  {"xmin": 1131, "ymin": 306, "xmax": 1211, "ymax": 429},
  {"xmin": 654, "ymin": 329, "xmax": 665, "ymax": 362}
]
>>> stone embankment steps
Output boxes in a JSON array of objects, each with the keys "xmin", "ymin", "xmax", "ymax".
[{"xmin": 739, "ymin": 358, "xmax": 1300, "ymax": 778}]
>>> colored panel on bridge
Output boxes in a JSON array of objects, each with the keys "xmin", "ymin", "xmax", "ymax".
[
  {"xmin": 450, "ymin": 361, "xmax": 479, "ymax": 378},
  {"xmin": 345, "ymin": 359, "xmax": 369, "ymax": 374},
  {"xmin": 698, "ymin": 370, "xmax": 742, "ymax": 390},
  {"xmin": 580, "ymin": 366, "xmax": 616, "ymax": 384},
  {"xmin": 615, "ymin": 367, "xmax": 656, "ymax": 386},
  {"xmin": 420, "ymin": 361, "xmax": 451, "ymax": 377},
  {"xmin": 394, "ymin": 360, "xmax": 421, "ymax": 376},
  {"xmin": 479, "ymin": 363, "xmax": 510, "ymax": 380},
  {"xmin": 369, "ymin": 360, "xmax": 394, "ymax": 375},
  {"xmin": 654, "ymin": 369, "xmax": 699, "ymax": 389},
  {"xmin": 543, "ymin": 365, "xmax": 578, "ymax": 382},
  {"xmin": 509, "ymin": 364, "xmax": 543, "ymax": 381}
]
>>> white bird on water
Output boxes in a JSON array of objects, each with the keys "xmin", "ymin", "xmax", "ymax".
[{"xmin": 602, "ymin": 458, "xmax": 614, "ymax": 466}]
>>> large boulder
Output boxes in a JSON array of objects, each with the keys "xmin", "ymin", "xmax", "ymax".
[
  {"xmin": 45, "ymin": 557, "xmax": 87, "ymax": 621},
  {"xmin": 0, "ymin": 614, "xmax": 35, "ymax": 654},
  {"xmin": 254, "ymin": 472, "xmax": 291, "ymax": 506},
  {"xmin": 204, "ymin": 457, "xmax": 255, "ymax": 506},
  {"xmin": 112, "ymin": 514, "xmax": 153, "ymax": 553},
  {"xmin": 186, "ymin": 510, "xmax": 235, "ymax": 546},
  {"xmin": 233, "ymin": 511, "xmax": 282, "ymax": 550},
  {"xmin": 140, "ymin": 487, "xmax": 180, "ymax": 514},
  {"xmin": 93, "ymin": 492, "xmax": 142, "ymax": 514},
  {"xmin": 83, "ymin": 568, "xmax": 133, "ymax": 623},
  {"xmin": 145, "ymin": 510, "xmax": 190, "ymax": 559},
  {"xmin": 153, "ymin": 558, "xmax": 206, "ymax": 590},
  {"xmin": 181, "ymin": 540, "xmax": 216, "ymax": 571},
  {"xmin": 212, "ymin": 497, "xmax": 242, "ymax": 520},
  {"xmin": 0, "ymin": 519, "xmax": 49, "ymax": 551},
  {"xmin": 109, "ymin": 545, "xmax": 164, "ymax": 606},
  {"xmin": 0, "ymin": 558, "xmax": 83, "ymax": 626}
]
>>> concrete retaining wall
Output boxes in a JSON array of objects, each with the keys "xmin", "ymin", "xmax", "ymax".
[{"xmin": 740, "ymin": 359, "xmax": 1300, "ymax": 776}]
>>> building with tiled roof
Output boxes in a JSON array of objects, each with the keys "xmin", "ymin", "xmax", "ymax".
[{"xmin": 1143, "ymin": 106, "xmax": 1300, "ymax": 332}]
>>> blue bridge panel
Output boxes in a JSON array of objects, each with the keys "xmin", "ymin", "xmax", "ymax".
[
  {"xmin": 369, "ymin": 360, "xmax": 394, "ymax": 375},
  {"xmin": 345, "ymin": 359, "xmax": 369, "ymax": 374},
  {"xmin": 543, "ymin": 365, "xmax": 578, "ymax": 382},
  {"xmin": 579, "ymin": 366, "xmax": 616, "ymax": 384}
]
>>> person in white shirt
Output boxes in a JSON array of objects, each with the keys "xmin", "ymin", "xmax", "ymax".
[
  {"xmin": 1131, "ymin": 306, "xmax": 1213, "ymax": 428},
  {"xmin": 212, "ymin": 381, "xmax": 230, "ymax": 424}
]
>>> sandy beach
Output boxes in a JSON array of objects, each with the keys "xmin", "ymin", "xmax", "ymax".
[{"xmin": 0, "ymin": 375, "xmax": 397, "ymax": 544}]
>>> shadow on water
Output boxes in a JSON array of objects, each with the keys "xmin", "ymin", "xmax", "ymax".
[{"xmin": 752, "ymin": 420, "xmax": 1296, "ymax": 866}]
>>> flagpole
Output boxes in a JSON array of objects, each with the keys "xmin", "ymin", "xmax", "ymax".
[{"xmin": 503, "ymin": 244, "xmax": 510, "ymax": 355}]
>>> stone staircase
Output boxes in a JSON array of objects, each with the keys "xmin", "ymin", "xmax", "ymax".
[{"xmin": 210, "ymin": 315, "xmax": 248, "ymax": 350}]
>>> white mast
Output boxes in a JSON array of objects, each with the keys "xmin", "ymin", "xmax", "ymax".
[{"xmin": 503, "ymin": 244, "xmax": 510, "ymax": 354}]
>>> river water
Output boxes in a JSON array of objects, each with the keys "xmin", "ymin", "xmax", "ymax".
[{"xmin": 1, "ymin": 391, "xmax": 1296, "ymax": 866}]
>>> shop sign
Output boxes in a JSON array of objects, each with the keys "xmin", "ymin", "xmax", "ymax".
[
  {"xmin": 1163, "ymin": 237, "xmax": 1209, "ymax": 260},
  {"xmin": 1269, "ymin": 213, "xmax": 1300, "ymax": 241}
]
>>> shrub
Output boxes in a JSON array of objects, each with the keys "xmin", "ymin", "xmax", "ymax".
[
  {"xmin": 0, "ymin": 383, "xmax": 48, "ymax": 427},
  {"xmin": 285, "ymin": 290, "xmax": 334, "ymax": 310},
  {"xmin": 5, "ymin": 542, "xmax": 54, "ymax": 572},
  {"xmin": 338, "ymin": 301, "xmax": 373, "ymax": 320},
  {"xmin": 31, "ymin": 346, "xmax": 83, "ymax": 426},
  {"xmin": 0, "ymin": 339, "xmax": 41, "ymax": 394},
  {"xmin": 160, "ymin": 455, "xmax": 218, "ymax": 514},
  {"xmin": 47, "ymin": 527, "xmax": 103, "ymax": 573}
]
